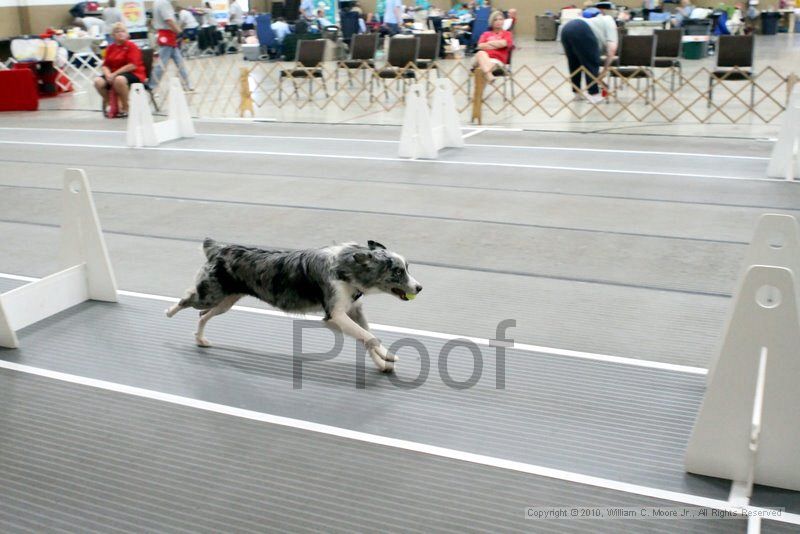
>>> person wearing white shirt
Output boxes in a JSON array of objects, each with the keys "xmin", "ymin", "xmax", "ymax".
[
  {"xmin": 271, "ymin": 17, "xmax": 291, "ymax": 42},
  {"xmin": 229, "ymin": 0, "xmax": 245, "ymax": 26},
  {"xmin": 560, "ymin": 11, "xmax": 618, "ymax": 103},
  {"xmin": 178, "ymin": 7, "xmax": 200, "ymax": 29},
  {"xmin": 316, "ymin": 8, "xmax": 332, "ymax": 28},
  {"xmin": 76, "ymin": 15, "xmax": 105, "ymax": 36},
  {"xmin": 102, "ymin": 0, "xmax": 123, "ymax": 34}
]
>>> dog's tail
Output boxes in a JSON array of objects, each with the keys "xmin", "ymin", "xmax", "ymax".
[{"xmin": 202, "ymin": 237, "xmax": 223, "ymax": 260}]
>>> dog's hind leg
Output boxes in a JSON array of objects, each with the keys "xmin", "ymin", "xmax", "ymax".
[
  {"xmin": 194, "ymin": 294, "xmax": 241, "ymax": 347},
  {"xmin": 166, "ymin": 288, "xmax": 199, "ymax": 318}
]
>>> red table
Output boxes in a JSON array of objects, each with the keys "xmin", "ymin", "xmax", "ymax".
[{"xmin": 0, "ymin": 68, "xmax": 39, "ymax": 111}]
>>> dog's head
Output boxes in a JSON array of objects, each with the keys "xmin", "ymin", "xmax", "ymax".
[{"xmin": 342, "ymin": 241, "xmax": 422, "ymax": 301}]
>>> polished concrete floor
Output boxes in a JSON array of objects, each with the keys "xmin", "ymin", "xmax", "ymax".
[{"xmin": 0, "ymin": 110, "xmax": 798, "ymax": 532}]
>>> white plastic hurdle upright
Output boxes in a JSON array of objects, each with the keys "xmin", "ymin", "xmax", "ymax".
[
  {"xmin": 127, "ymin": 77, "xmax": 195, "ymax": 148},
  {"xmin": 399, "ymin": 78, "xmax": 463, "ymax": 159},
  {"xmin": 766, "ymin": 86, "xmax": 800, "ymax": 181},
  {"xmin": 685, "ymin": 214, "xmax": 800, "ymax": 496},
  {"xmin": 430, "ymin": 78, "xmax": 465, "ymax": 153},
  {"xmin": 707, "ymin": 214, "xmax": 800, "ymax": 384},
  {"xmin": 0, "ymin": 169, "xmax": 118, "ymax": 348},
  {"xmin": 398, "ymin": 83, "xmax": 437, "ymax": 159}
]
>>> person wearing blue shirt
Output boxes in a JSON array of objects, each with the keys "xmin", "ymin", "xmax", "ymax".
[
  {"xmin": 300, "ymin": 0, "xmax": 316, "ymax": 20},
  {"xmin": 449, "ymin": 3, "xmax": 470, "ymax": 17},
  {"xmin": 383, "ymin": 0, "xmax": 403, "ymax": 34}
]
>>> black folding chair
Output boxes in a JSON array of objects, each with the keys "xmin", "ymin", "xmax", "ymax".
[
  {"xmin": 609, "ymin": 34, "xmax": 657, "ymax": 104},
  {"xmin": 707, "ymin": 34, "xmax": 755, "ymax": 108},
  {"xmin": 373, "ymin": 35, "xmax": 419, "ymax": 102},
  {"xmin": 653, "ymin": 28, "xmax": 682, "ymax": 91},
  {"xmin": 336, "ymin": 32, "xmax": 378, "ymax": 90},
  {"xmin": 279, "ymin": 39, "xmax": 329, "ymax": 100}
]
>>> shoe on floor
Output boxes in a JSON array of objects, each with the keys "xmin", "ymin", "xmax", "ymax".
[{"xmin": 586, "ymin": 93, "xmax": 605, "ymax": 104}]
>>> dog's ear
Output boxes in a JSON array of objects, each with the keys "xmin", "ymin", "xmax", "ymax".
[
  {"xmin": 368, "ymin": 240, "xmax": 386, "ymax": 250},
  {"xmin": 353, "ymin": 251, "xmax": 373, "ymax": 265}
]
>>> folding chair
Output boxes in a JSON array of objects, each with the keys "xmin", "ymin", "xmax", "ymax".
[
  {"xmin": 467, "ymin": 46, "xmax": 515, "ymax": 101},
  {"xmin": 373, "ymin": 35, "xmax": 418, "ymax": 102},
  {"xmin": 653, "ymin": 28, "xmax": 682, "ymax": 90},
  {"xmin": 707, "ymin": 34, "xmax": 755, "ymax": 108},
  {"xmin": 279, "ymin": 39, "xmax": 329, "ymax": 100},
  {"xmin": 336, "ymin": 32, "xmax": 378, "ymax": 90},
  {"xmin": 609, "ymin": 34, "xmax": 657, "ymax": 103}
]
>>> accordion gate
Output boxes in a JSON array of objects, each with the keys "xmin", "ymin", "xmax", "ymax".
[{"xmin": 5, "ymin": 53, "xmax": 796, "ymax": 125}]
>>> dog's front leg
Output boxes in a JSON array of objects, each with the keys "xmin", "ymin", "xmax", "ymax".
[
  {"xmin": 328, "ymin": 311, "xmax": 396, "ymax": 373},
  {"xmin": 348, "ymin": 304, "xmax": 398, "ymax": 368}
]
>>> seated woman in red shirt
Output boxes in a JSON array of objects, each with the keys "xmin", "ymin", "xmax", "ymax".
[
  {"xmin": 474, "ymin": 10, "xmax": 513, "ymax": 83},
  {"xmin": 93, "ymin": 22, "xmax": 146, "ymax": 117}
]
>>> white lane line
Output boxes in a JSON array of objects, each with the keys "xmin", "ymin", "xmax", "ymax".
[
  {"xmin": 0, "ymin": 140, "xmax": 772, "ymax": 182},
  {"xmin": 729, "ymin": 480, "xmax": 751, "ymax": 507},
  {"xmin": 466, "ymin": 142, "xmax": 769, "ymax": 160},
  {"xmin": 0, "ymin": 126, "xmax": 769, "ymax": 160},
  {"xmin": 196, "ymin": 117, "xmax": 277, "ymax": 123},
  {"xmin": 0, "ymin": 359, "xmax": 796, "ymax": 526},
  {"xmin": 462, "ymin": 128, "xmax": 486, "ymax": 139},
  {"xmin": 0, "ymin": 272, "xmax": 708, "ymax": 375}
]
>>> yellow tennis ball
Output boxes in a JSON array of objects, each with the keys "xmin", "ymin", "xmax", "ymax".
[{"xmin": 405, "ymin": 293, "xmax": 416, "ymax": 301}]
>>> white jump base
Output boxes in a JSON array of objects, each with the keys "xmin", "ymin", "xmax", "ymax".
[
  {"xmin": 127, "ymin": 77, "xmax": 195, "ymax": 148},
  {"xmin": 399, "ymin": 77, "xmax": 463, "ymax": 160},
  {"xmin": 0, "ymin": 169, "xmax": 117, "ymax": 348}
]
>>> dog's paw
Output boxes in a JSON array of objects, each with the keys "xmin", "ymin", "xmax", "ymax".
[
  {"xmin": 368, "ymin": 347, "xmax": 385, "ymax": 369},
  {"xmin": 382, "ymin": 360, "xmax": 395, "ymax": 373},
  {"xmin": 195, "ymin": 335, "xmax": 212, "ymax": 348},
  {"xmin": 371, "ymin": 343, "xmax": 399, "ymax": 363},
  {"xmin": 165, "ymin": 307, "xmax": 176, "ymax": 318}
]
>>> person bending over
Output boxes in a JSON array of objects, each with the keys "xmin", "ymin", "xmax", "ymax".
[{"xmin": 560, "ymin": 7, "xmax": 618, "ymax": 104}]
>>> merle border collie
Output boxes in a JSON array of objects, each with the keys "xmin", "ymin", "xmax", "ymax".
[{"xmin": 166, "ymin": 238, "xmax": 422, "ymax": 372}]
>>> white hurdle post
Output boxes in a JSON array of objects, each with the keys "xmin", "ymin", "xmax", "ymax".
[
  {"xmin": 127, "ymin": 77, "xmax": 195, "ymax": 148},
  {"xmin": 430, "ymin": 78, "xmax": 465, "ymax": 152},
  {"xmin": 684, "ymin": 264, "xmax": 800, "ymax": 493},
  {"xmin": 0, "ymin": 169, "xmax": 118, "ymax": 348},
  {"xmin": 766, "ymin": 86, "xmax": 800, "ymax": 181},
  {"xmin": 707, "ymin": 214, "xmax": 800, "ymax": 385},
  {"xmin": 398, "ymin": 83, "xmax": 438, "ymax": 160}
]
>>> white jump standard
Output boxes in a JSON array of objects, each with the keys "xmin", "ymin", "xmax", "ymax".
[
  {"xmin": 0, "ymin": 169, "xmax": 117, "ymax": 348},
  {"xmin": 399, "ymin": 78, "xmax": 464, "ymax": 160},
  {"xmin": 127, "ymin": 76, "xmax": 195, "ymax": 148},
  {"xmin": 767, "ymin": 86, "xmax": 800, "ymax": 181},
  {"xmin": 686, "ymin": 214, "xmax": 800, "ymax": 495}
]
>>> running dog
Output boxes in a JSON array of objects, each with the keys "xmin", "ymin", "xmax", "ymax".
[{"xmin": 165, "ymin": 238, "xmax": 422, "ymax": 372}]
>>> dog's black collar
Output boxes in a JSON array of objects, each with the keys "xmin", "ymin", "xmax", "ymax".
[{"xmin": 352, "ymin": 291, "xmax": 363, "ymax": 302}]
